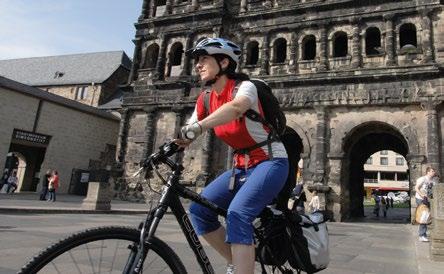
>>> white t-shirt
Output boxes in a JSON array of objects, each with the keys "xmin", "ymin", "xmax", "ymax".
[{"xmin": 415, "ymin": 175, "xmax": 434, "ymax": 200}]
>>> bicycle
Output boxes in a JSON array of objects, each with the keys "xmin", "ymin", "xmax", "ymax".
[{"xmin": 19, "ymin": 141, "xmax": 304, "ymax": 274}]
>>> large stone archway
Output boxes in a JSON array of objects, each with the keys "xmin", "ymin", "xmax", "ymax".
[{"xmin": 338, "ymin": 121, "xmax": 421, "ymax": 221}]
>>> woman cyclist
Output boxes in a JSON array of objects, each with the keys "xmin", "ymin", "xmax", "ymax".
[{"xmin": 177, "ymin": 37, "xmax": 289, "ymax": 274}]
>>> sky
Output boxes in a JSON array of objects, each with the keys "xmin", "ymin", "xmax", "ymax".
[{"xmin": 0, "ymin": 0, "xmax": 143, "ymax": 60}]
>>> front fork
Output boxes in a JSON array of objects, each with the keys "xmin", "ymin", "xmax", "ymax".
[{"xmin": 123, "ymin": 183, "xmax": 173, "ymax": 274}]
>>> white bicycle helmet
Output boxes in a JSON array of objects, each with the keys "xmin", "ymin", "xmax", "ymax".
[{"xmin": 185, "ymin": 38, "xmax": 241, "ymax": 67}]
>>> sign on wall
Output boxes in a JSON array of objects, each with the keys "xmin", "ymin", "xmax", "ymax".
[{"xmin": 12, "ymin": 129, "xmax": 51, "ymax": 145}]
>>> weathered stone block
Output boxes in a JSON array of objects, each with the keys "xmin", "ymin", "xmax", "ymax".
[{"xmin": 82, "ymin": 181, "xmax": 112, "ymax": 210}]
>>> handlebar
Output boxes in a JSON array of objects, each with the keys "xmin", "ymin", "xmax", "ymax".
[{"xmin": 141, "ymin": 140, "xmax": 184, "ymax": 170}]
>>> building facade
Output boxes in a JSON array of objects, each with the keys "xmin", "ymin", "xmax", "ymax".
[
  {"xmin": 0, "ymin": 76, "xmax": 120, "ymax": 194},
  {"xmin": 0, "ymin": 51, "xmax": 131, "ymax": 108},
  {"xmin": 363, "ymin": 150, "xmax": 409, "ymax": 197},
  {"xmin": 120, "ymin": 0, "xmax": 444, "ymax": 221}
]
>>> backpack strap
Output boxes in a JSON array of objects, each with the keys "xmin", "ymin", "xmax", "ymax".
[
  {"xmin": 203, "ymin": 88, "xmax": 211, "ymax": 117},
  {"xmin": 231, "ymin": 80, "xmax": 279, "ymax": 160}
]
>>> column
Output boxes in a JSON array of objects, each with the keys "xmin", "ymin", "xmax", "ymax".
[
  {"xmin": 383, "ymin": 14, "xmax": 396, "ymax": 66},
  {"xmin": 350, "ymin": 18, "xmax": 362, "ymax": 68},
  {"xmin": 313, "ymin": 106, "xmax": 327, "ymax": 184},
  {"xmin": 116, "ymin": 108, "xmax": 130, "ymax": 166},
  {"xmin": 260, "ymin": 35, "xmax": 270, "ymax": 75},
  {"xmin": 406, "ymin": 154, "xmax": 426, "ymax": 221},
  {"xmin": 189, "ymin": 0, "xmax": 199, "ymax": 11},
  {"xmin": 172, "ymin": 107, "xmax": 185, "ymax": 162},
  {"xmin": 236, "ymin": 33, "xmax": 246, "ymax": 72},
  {"xmin": 164, "ymin": 0, "xmax": 173, "ymax": 15},
  {"xmin": 420, "ymin": 9, "xmax": 434, "ymax": 63},
  {"xmin": 182, "ymin": 33, "xmax": 194, "ymax": 76},
  {"xmin": 150, "ymin": 0, "xmax": 156, "ymax": 17},
  {"xmin": 289, "ymin": 32, "xmax": 299, "ymax": 74},
  {"xmin": 326, "ymin": 152, "xmax": 344, "ymax": 221},
  {"xmin": 139, "ymin": 0, "xmax": 150, "ymax": 19},
  {"xmin": 141, "ymin": 107, "xmax": 157, "ymax": 162},
  {"xmin": 317, "ymin": 25, "xmax": 328, "ymax": 71},
  {"xmin": 421, "ymin": 101, "xmax": 440, "ymax": 172},
  {"xmin": 156, "ymin": 35, "xmax": 168, "ymax": 80},
  {"xmin": 240, "ymin": 0, "xmax": 247, "ymax": 13},
  {"xmin": 128, "ymin": 37, "xmax": 142, "ymax": 83}
]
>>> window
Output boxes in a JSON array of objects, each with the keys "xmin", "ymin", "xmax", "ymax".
[
  {"xmin": 380, "ymin": 172, "xmax": 395, "ymax": 180},
  {"xmin": 365, "ymin": 27, "xmax": 382, "ymax": 55},
  {"xmin": 170, "ymin": 43, "xmax": 183, "ymax": 66},
  {"xmin": 302, "ymin": 35, "xmax": 316, "ymax": 60},
  {"xmin": 75, "ymin": 86, "xmax": 88, "ymax": 100},
  {"xmin": 399, "ymin": 23, "xmax": 417, "ymax": 49},
  {"xmin": 380, "ymin": 157, "xmax": 388, "ymax": 165},
  {"xmin": 246, "ymin": 41, "xmax": 259, "ymax": 65},
  {"xmin": 380, "ymin": 150, "xmax": 388, "ymax": 155},
  {"xmin": 396, "ymin": 157, "xmax": 404, "ymax": 166},
  {"xmin": 333, "ymin": 31, "xmax": 348, "ymax": 57},
  {"xmin": 365, "ymin": 157, "xmax": 373, "ymax": 165},
  {"xmin": 273, "ymin": 38, "xmax": 287, "ymax": 63},
  {"xmin": 144, "ymin": 43, "xmax": 159, "ymax": 69},
  {"xmin": 364, "ymin": 171, "xmax": 378, "ymax": 183},
  {"xmin": 397, "ymin": 172, "xmax": 408, "ymax": 181}
]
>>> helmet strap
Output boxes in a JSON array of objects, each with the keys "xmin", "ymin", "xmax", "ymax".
[{"xmin": 204, "ymin": 56, "xmax": 225, "ymax": 86}]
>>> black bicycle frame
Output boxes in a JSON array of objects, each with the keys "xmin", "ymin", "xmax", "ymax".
[{"xmin": 125, "ymin": 159, "xmax": 228, "ymax": 274}]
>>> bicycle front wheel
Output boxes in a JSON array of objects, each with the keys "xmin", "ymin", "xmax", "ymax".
[{"xmin": 19, "ymin": 226, "xmax": 186, "ymax": 274}]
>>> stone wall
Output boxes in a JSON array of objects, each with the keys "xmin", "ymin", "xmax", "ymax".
[
  {"xmin": 120, "ymin": 0, "xmax": 444, "ymax": 220},
  {"xmin": 43, "ymin": 84, "xmax": 103, "ymax": 107},
  {"xmin": 0, "ymin": 86, "xmax": 119, "ymax": 194}
]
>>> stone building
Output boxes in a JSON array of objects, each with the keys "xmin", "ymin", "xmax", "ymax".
[
  {"xmin": 120, "ymin": 0, "xmax": 444, "ymax": 224},
  {"xmin": 0, "ymin": 51, "xmax": 131, "ymax": 108},
  {"xmin": 0, "ymin": 76, "xmax": 120, "ymax": 194}
]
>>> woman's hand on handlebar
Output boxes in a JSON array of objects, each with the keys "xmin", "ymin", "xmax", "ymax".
[{"xmin": 174, "ymin": 138, "xmax": 192, "ymax": 148}]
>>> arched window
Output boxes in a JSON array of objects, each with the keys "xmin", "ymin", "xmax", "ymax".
[
  {"xmin": 365, "ymin": 27, "xmax": 382, "ymax": 55},
  {"xmin": 273, "ymin": 38, "xmax": 287, "ymax": 63},
  {"xmin": 146, "ymin": 43, "xmax": 159, "ymax": 68},
  {"xmin": 246, "ymin": 41, "xmax": 259, "ymax": 65},
  {"xmin": 302, "ymin": 35, "xmax": 316, "ymax": 60},
  {"xmin": 333, "ymin": 31, "xmax": 348, "ymax": 57},
  {"xmin": 399, "ymin": 23, "xmax": 417, "ymax": 49},
  {"xmin": 170, "ymin": 42, "xmax": 183, "ymax": 66}
]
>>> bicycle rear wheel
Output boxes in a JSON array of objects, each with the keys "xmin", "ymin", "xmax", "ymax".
[{"xmin": 19, "ymin": 226, "xmax": 186, "ymax": 274}]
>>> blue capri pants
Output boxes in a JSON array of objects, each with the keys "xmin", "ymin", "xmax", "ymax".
[{"xmin": 189, "ymin": 158, "xmax": 289, "ymax": 245}]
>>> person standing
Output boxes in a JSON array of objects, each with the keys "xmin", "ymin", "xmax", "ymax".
[
  {"xmin": 39, "ymin": 170, "xmax": 51, "ymax": 201},
  {"xmin": 288, "ymin": 181, "xmax": 307, "ymax": 214},
  {"xmin": 6, "ymin": 171, "xmax": 18, "ymax": 194},
  {"xmin": 48, "ymin": 170, "xmax": 59, "ymax": 202},
  {"xmin": 372, "ymin": 190, "xmax": 380, "ymax": 217},
  {"xmin": 309, "ymin": 190, "xmax": 320, "ymax": 213},
  {"xmin": 415, "ymin": 167, "xmax": 436, "ymax": 242},
  {"xmin": 0, "ymin": 170, "xmax": 8, "ymax": 193}
]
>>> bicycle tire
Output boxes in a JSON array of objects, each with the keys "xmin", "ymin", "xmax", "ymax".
[{"xmin": 19, "ymin": 226, "xmax": 187, "ymax": 274}]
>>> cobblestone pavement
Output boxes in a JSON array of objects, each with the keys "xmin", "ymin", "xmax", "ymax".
[{"xmin": 0, "ymin": 193, "xmax": 443, "ymax": 273}]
